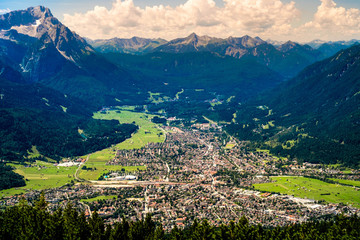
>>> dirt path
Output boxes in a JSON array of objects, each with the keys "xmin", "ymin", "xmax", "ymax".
[{"xmin": 75, "ymin": 155, "xmax": 90, "ymax": 181}]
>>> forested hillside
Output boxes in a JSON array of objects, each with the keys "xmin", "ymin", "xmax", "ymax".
[{"xmin": 227, "ymin": 44, "xmax": 360, "ymax": 166}]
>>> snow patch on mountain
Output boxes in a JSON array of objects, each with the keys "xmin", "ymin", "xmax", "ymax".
[
  {"xmin": 58, "ymin": 49, "xmax": 75, "ymax": 63},
  {"xmin": 10, "ymin": 19, "xmax": 42, "ymax": 38}
]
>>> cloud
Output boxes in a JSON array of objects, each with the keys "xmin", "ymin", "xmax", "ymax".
[
  {"xmin": 298, "ymin": 0, "xmax": 360, "ymax": 41},
  {"xmin": 63, "ymin": 0, "xmax": 299, "ymax": 40},
  {"xmin": 0, "ymin": 8, "xmax": 10, "ymax": 14}
]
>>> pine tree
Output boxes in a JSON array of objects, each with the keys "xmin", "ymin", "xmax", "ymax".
[
  {"xmin": 153, "ymin": 225, "xmax": 165, "ymax": 240},
  {"xmin": 35, "ymin": 191, "xmax": 48, "ymax": 210},
  {"xmin": 88, "ymin": 210, "xmax": 105, "ymax": 240}
]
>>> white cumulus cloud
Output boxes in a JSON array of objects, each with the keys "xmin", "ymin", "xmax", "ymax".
[
  {"xmin": 298, "ymin": 0, "xmax": 360, "ymax": 41},
  {"xmin": 63, "ymin": 0, "xmax": 299, "ymax": 40}
]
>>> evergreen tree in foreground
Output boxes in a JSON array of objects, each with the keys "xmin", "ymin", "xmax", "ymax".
[{"xmin": 0, "ymin": 195, "xmax": 359, "ymax": 240}]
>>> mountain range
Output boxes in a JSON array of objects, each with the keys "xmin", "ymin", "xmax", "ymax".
[
  {"xmin": 87, "ymin": 37, "xmax": 167, "ymax": 54},
  {"xmin": 0, "ymin": 6, "xmax": 359, "ymax": 166},
  {"xmin": 88, "ymin": 33, "xmax": 359, "ymax": 79}
]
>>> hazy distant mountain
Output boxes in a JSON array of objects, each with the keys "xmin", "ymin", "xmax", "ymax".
[
  {"xmin": 88, "ymin": 36, "xmax": 167, "ymax": 54},
  {"xmin": 317, "ymin": 40, "xmax": 360, "ymax": 59},
  {"xmin": 152, "ymin": 33, "xmax": 265, "ymax": 55},
  {"xmin": 104, "ymin": 51, "xmax": 284, "ymax": 101},
  {"xmin": 307, "ymin": 39, "xmax": 360, "ymax": 49},
  {"xmin": 91, "ymin": 33, "xmax": 360, "ymax": 79},
  {"xmin": 153, "ymin": 33, "xmax": 225, "ymax": 53},
  {"xmin": 89, "ymin": 33, "xmax": 360, "ymax": 80},
  {"xmin": 152, "ymin": 33, "xmax": 323, "ymax": 78},
  {"xmin": 91, "ymin": 33, "xmax": 323, "ymax": 79},
  {"xmin": 306, "ymin": 39, "xmax": 327, "ymax": 49},
  {"xmin": 306, "ymin": 39, "xmax": 360, "ymax": 59},
  {"xmin": 265, "ymin": 39, "xmax": 285, "ymax": 46},
  {"xmin": 229, "ymin": 44, "xmax": 360, "ymax": 165}
]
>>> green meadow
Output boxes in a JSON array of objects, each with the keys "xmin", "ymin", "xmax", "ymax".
[
  {"xmin": 78, "ymin": 107, "xmax": 165, "ymax": 180},
  {"xmin": 1, "ymin": 107, "xmax": 166, "ymax": 196},
  {"xmin": 329, "ymin": 178, "xmax": 360, "ymax": 188},
  {"xmin": 93, "ymin": 106, "xmax": 165, "ymax": 150},
  {"xmin": 80, "ymin": 195, "xmax": 118, "ymax": 203},
  {"xmin": 253, "ymin": 176, "xmax": 360, "ymax": 208},
  {"xmin": 1, "ymin": 161, "xmax": 76, "ymax": 198},
  {"xmin": 78, "ymin": 150, "xmax": 146, "ymax": 180}
]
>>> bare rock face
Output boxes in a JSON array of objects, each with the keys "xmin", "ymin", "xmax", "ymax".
[{"xmin": 0, "ymin": 6, "xmax": 94, "ymax": 82}]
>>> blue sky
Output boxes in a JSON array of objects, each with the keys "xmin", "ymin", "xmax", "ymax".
[{"xmin": 1, "ymin": 0, "xmax": 360, "ymax": 41}]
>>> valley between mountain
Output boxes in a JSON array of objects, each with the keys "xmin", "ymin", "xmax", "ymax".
[
  {"xmin": 0, "ymin": 5, "xmax": 360, "ymax": 236},
  {"xmin": 1, "ymin": 105, "xmax": 359, "ymax": 229}
]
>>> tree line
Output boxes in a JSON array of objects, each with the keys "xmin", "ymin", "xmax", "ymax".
[
  {"xmin": 0, "ymin": 164, "xmax": 25, "ymax": 190},
  {"xmin": 0, "ymin": 109, "xmax": 138, "ymax": 163},
  {"xmin": 1, "ymin": 193, "xmax": 359, "ymax": 240}
]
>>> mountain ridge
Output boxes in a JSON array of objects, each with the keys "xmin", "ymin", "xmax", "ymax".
[{"xmin": 90, "ymin": 33, "xmax": 326, "ymax": 78}]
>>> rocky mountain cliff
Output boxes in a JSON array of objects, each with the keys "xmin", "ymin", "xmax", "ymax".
[{"xmin": 0, "ymin": 6, "xmax": 94, "ymax": 82}]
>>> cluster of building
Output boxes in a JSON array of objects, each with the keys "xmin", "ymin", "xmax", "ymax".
[{"xmin": 1, "ymin": 125, "xmax": 359, "ymax": 230}]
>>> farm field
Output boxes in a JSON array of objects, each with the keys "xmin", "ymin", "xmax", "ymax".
[
  {"xmin": 253, "ymin": 176, "xmax": 360, "ymax": 208},
  {"xmin": 0, "ymin": 161, "xmax": 76, "ymax": 198},
  {"xmin": 80, "ymin": 195, "xmax": 118, "ymax": 203},
  {"xmin": 78, "ymin": 107, "xmax": 165, "ymax": 180}
]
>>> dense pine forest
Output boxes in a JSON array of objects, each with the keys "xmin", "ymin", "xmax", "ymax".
[
  {"xmin": 0, "ymin": 194, "xmax": 359, "ymax": 240},
  {"xmin": 0, "ymin": 164, "xmax": 25, "ymax": 190}
]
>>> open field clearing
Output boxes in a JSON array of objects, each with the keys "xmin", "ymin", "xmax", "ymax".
[
  {"xmin": 78, "ymin": 107, "xmax": 165, "ymax": 180},
  {"xmin": 1, "ymin": 107, "xmax": 164, "ymax": 195},
  {"xmin": 253, "ymin": 176, "xmax": 360, "ymax": 208},
  {"xmin": 93, "ymin": 107, "xmax": 165, "ymax": 150},
  {"xmin": 0, "ymin": 161, "xmax": 76, "ymax": 198},
  {"xmin": 78, "ymin": 153, "xmax": 146, "ymax": 180}
]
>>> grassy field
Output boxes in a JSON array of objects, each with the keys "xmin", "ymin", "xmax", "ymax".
[
  {"xmin": 78, "ymin": 152, "xmax": 146, "ymax": 180},
  {"xmin": 78, "ymin": 107, "xmax": 166, "ymax": 180},
  {"xmin": 330, "ymin": 178, "xmax": 360, "ymax": 188},
  {"xmin": 0, "ymin": 161, "xmax": 76, "ymax": 198},
  {"xmin": 1, "ymin": 107, "xmax": 166, "ymax": 196},
  {"xmin": 253, "ymin": 176, "xmax": 360, "ymax": 208},
  {"xmin": 93, "ymin": 107, "xmax": 165, "ymax": 150},
  {"xmin": 80, "ymin": 195, "xmax": 118, "ymax": 203}
]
